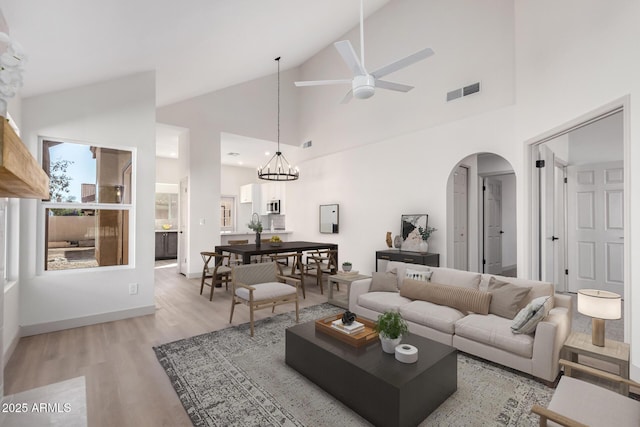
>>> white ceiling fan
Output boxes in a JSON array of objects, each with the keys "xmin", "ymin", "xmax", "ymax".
[{"xmin": 294, "ymin": 0, "xmax": 434, "ymax": 103}]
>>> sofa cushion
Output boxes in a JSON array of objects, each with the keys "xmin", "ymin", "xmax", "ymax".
[
  {"xmin": 481, "ymin": 274, "xmax": 554, "ymax": 307},
  {"xmin": 399, "ymin": 300, "xmax": 466, "ymax": 334},
  {"xmin": 488, "ymin": 277, "xmax": 532, "ymax": 319},
  {"xmin": 455, "ymin": 314, "xmax": 535, "ymax": 358},
  {"xmin": 405, "ymin": 267, "xmax": 432, "ymax": 282},
  {"xmin": 357, "ymin": 292, "xmax": 412, "ymax": 313},
  {"xmin": 430, "ymin": 267, "xmax": 481, "ymax": 289},
  {"xmin": 511, "ymin": 296, "xmax": 553, "ymax": 334},
  {"xmin": 385, "ymin": 262, "xmax": 432, "ymax": 289},
  {"xmin": 399, "ymin": 279, "xmax": 492, "ymax": 315},
  {"xmin": 369, "ymin": 270, "xmax": 399, "ymax": 292}
]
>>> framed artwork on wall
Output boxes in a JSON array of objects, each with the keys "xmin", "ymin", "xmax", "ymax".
[{"xmin": 401, "ymin": 214, "xmax": 428, "ymax": 251}]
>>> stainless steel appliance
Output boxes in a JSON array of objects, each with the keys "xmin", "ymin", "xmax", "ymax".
[{"xmin": 266, "ymin": 200, "xmax": 281, "ymax": 214}]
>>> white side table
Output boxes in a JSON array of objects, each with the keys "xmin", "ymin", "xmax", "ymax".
[{"xmin": 327, "ymin": 273, "xmax": 371, "ymax": 309}]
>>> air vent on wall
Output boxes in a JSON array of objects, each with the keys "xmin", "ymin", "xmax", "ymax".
[
  {"xmin": 302, "ymin": 140, "xmax": 312, "ymax": 149},
  {"xmin": 447, "ymin": 82, "xmax": 481, "ymax": 102}
]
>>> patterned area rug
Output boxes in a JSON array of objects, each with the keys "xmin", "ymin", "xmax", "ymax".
[{"xmin": 154, "ymin": 304, "xmax": 553, "ymax": 426}]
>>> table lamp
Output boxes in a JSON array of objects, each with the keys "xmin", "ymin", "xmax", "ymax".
[{"xmin": 577, "ymin": 289, "xmax": 621, "ymax": 347}]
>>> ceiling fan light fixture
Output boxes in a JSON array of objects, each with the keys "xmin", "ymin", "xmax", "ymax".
[
  {"xmin": 258, "ymin": 57, "xmax": 299, "ymax": 182},
  {"xmin": 353, "ymin": 74, "xmax": 375, "ymax": 99}
]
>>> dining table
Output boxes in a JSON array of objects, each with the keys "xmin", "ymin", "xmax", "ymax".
[{"xmin": 214, "ymin": 240, "xmax": 338, "ymax": 266}]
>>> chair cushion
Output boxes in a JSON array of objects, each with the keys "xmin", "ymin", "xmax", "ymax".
[
  {"xmin": 399, "ymin": 300, "xmax": 465, "ymax": 334},
  {"xmin": 455, "ymin": 314, "xmax": 534, "ymax": 358},
  {"xmin": 547, "ymin": 376, "xmax": 640, "ymax": 427},
  {"xmin": 234, "ymin": 282, "xmax": 296, "ymax": 301},
  {"xmin": 357, "ymin": 292, "xmax": 412, "ymax": 313}
]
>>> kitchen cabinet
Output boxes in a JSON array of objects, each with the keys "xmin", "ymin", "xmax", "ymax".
[
  {"xmin": 260, "ymin": 182, "xmax": 286, "ymax": 215},
  {"xmin": 240, "ymin": 183, "xmax": 261, "ymax": 204},
  {"xmin": 155, "ymin": 231, "xmax": 178, "ymax": 259}
]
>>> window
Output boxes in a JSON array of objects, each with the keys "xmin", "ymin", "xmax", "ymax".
[
  {"xmin": 220, "ymin": 196, "xmax": 235, "ymax": 231},
  {"xmin": 42, "ymin": 140, "xmax": 133, "ymax": 271}
]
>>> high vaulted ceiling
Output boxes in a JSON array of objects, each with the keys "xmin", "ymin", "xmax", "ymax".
[{"xmin": 0, "ymin": 0, "xmax": 390, "ymax": 107}]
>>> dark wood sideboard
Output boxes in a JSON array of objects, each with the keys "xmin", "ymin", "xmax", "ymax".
[{"xmin": 375, "ymin": 249, "xmax": 440, "ymax": 272}]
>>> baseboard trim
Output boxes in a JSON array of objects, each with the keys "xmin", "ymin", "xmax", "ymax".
[{"xmin": 20, "ymin": 305, "xmax": 157, "ymax": 337}]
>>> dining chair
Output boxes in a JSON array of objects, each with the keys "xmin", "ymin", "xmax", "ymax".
[
  {"xmin": 270, "ymin": 252, "xmax": 306, "ymax": 298},
  {"xmin": 306, "ymin": 249, "xmax": 338, "ymax": 295},
  {"xmin": 200, "ymin": 251, "xmax": 231, "ymax": 301},
  {"xmin": 227, "ymin": 239, "xmax": 249, "ymax": 265},
  {"xmin": 230, "ymin": 262, "xmax": 299, "ymax": 336},
  {"xmin": 531, "ymin": 359, "xmax": 640, "ymax": 426}
]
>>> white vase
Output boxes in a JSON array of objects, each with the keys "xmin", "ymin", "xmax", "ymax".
[
  {"xmin": 418, "ymin": 240, "xmax": 429, "ymax": 253},
  {"xmin": 379, "ymin": 335, "xmax": 402, "ymax": 354}
]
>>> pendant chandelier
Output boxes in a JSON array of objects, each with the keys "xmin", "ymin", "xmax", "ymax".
[{"xmin": 258, "ymin": 57, "xmax": 299, "ymax": 181}]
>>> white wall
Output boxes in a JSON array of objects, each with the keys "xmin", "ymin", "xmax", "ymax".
[
  {"xmin": 514, "ymin": 0, "xmax": 640, "ymax": 378},
  {"xmin": 155, "ymin": 157, "xmax": 180, "ymax": 185},
  {"xmin": 18, "ymin": 72, "xmax": 156, "ymax": 333},
  {"xmin": 295, "ymin": 0, "xmax": 515, "ymax": 162},
  {"xmin": 287, "ymin": 106, "xmax": 518, "ymax": 274},
  {"xmin": 157, "ymin": 68, "xmax": 300, "ymax": 277}
]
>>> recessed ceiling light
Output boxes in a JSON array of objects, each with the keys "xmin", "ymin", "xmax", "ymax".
[
  {"xmin": 265, "ymin": 151, "xmax": 270, "ymax": 156},
  {"xmin": 238, "ymin": 161, "xmax": 243, "ymax": 165}
]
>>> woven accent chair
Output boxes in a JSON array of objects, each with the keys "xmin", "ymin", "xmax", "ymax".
[
  {"xmin": 230, "ymin": 262, "xmax": 299, "ymax": 336},
  {"xmin": 306, "ymin": 249, "xmax": 338, "ymax": 295},
  {"xmin": 531, "ymin": 359, "xmax": 640, "ymax": 427},
  {"xmin": 270, "ymin": 252, "xmax": 306, "ymax": 298},
  {"xmin": 200, "ymin": 251, "xmax": 231, "ymax": 301}
]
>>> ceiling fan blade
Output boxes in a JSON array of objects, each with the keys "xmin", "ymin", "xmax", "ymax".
[
  {"xmin": 294, "ymin": 79, "xmax": 352, "ymax": 87},
  {"xmin": 334, "ymin": 40, "xmax": 367, "ymax": 76},
  {"xmin": 371, "ymin": 47, "xmax": 434, "ymax": 79},
  {"xmin": 376, "ymin": 80, "xmax": 414, "ymax": 92},
  {"xmin": 339, "ymin": 90, "xmax": 353, "ymax": 104}
]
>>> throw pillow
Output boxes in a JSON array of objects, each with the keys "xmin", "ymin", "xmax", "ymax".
[
  {"xmin": 400, "ymin": 279, "xmax": 492, "ymax": 315},
  {"xmin": 369, "ymin": 269, "xmax": 398, "ymax": 292},
  {"xmin": 405, "ymin": 267, "xmax": 432, "ymax": 282},
  {"xmin": 511, "ymin": 296, "xmax": 552, "ymax": 334},
  {"xmin": 488, "ymin": 277, "xmax": 532, "ymax": 319}
]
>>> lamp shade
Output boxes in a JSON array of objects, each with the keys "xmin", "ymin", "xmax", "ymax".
[{"xmin": 577, "ymin": 289, "xmax": 621, "ymax": 320}]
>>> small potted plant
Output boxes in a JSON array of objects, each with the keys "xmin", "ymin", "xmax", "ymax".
[
  {"xmin": 374, "ymin": 310, "xmax": 409, "ymax": 353},
  {"xmin": 417, "ymin": 226, "xmax": 437, "ymax": 253},
  {"xmin": 342, "ymin": 261, "xmax": 352, "ymax": 272}
]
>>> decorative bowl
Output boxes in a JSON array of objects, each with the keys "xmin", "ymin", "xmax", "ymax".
[{"xmin": 162, "ymin": 224, "xmax": 172, "ymax": 230}]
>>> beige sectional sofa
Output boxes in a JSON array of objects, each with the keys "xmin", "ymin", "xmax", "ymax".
[{"xmin": 349, "ymin": 261, "xmax": 572, "ymax": 382}]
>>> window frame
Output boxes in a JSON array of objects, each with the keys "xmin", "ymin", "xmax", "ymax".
[
  {"xmin": 220, "ymin": 195, "xmax": 235, "ymax": 232},
  {"xmin": 38, "ymin": 137, "xmax": 136, "ymax": 274}
]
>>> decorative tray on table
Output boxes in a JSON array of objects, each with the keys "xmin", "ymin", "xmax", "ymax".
[{"xmin": 315, "ymin": 314, "xmax": 378, "ymax": 348}]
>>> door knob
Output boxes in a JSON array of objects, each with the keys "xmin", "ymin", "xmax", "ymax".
[{"xmin": 551, "ymin": 236, "xmax": 559, "ymax": 241}]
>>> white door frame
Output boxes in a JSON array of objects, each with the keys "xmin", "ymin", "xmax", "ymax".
[
  {"xmin": 178, "ymin": 176, "xmax": 188, "ymax": 276},
  {"xmin": 453, "ymin": 165, "xmax": 469, "ymax": 271},
  {"xmin": 525, "ymin": 96, "xmax": 630, "ymax": 342}
]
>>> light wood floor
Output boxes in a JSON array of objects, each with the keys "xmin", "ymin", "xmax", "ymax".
[{"xmin": 4, "ymin": 261, "xmax": 335, "ymax": 427}]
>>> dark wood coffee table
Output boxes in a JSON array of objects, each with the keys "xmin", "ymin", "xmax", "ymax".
[{"xmin": 285, "ymin": 320, "xmax": 457, "ymax": 427}]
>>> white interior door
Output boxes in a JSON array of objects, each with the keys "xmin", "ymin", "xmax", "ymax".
[
  {"xmin": 178, "ymin": 176, "xmax": 188, "ymax": 275},
  {"xmin": 483, "ymin": 177, "xmax": 502, "ymax": 274},
  {"xmin": 453, "ymin": 166, "xmax": 468, "ymax": 270},
  {"xmin": 567, "ymin": 161, "xmax": 624, "ymax": 294}
]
